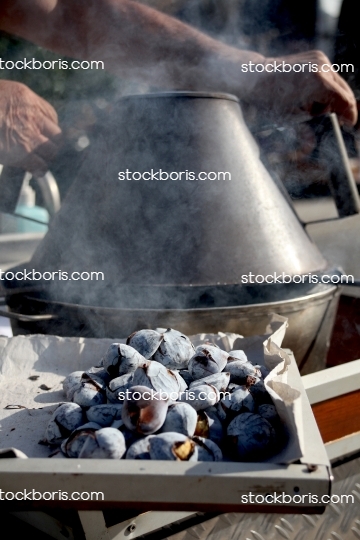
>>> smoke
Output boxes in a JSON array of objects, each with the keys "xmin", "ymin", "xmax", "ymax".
[
  {"xmin": 28, "ymin": 92, "xmax": 328, "ymax": 318},
  {"xmin": 2, "ymin": 0, "xmax": 344, "ymax": 358}
]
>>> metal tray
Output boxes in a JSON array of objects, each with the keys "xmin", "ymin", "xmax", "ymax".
[{"xmin": 0, "ymin": 351, "xmax": 331, "ymax": 513}]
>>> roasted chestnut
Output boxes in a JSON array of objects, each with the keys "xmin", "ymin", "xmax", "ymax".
[
  {"xmin": 121, "ymin": 385, "xmax": 169, "ymax": 435},
  {"xmin": 102, "ymin": 343, "xmax": 147, "ymax": 377},
  {"xmin": 153, "ymin": 328, "xmax": 195, "ymax": 369},
  {"xmin": 188, "ymin": 345, "xmax": 228, "ymax": 380},
  {"xmin": 227, "ymin": 413, "xmax": 276, "ymax": 461},
  {"xmin": 44, "ymin": 403, "xmax": 85, "ymax": 445},
  {"xmin": 127, "ymin": 329, "xmax": 163, "ymax": 359},
  {"xmin": 160, "ymin": 402, "xmax": 197, "ymax": 437},
  {"xmin": 148, "ymin": 432, "xmax": 198, "ymax": 461}
]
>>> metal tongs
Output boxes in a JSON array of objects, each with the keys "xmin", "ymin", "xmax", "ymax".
[
  {"xmin": 309, "ymin": 113, "xmax": 360, "ymax": 218},
  {"xmin": 255, "ymin": 113, "xmax": 360, "ymax": 287}
]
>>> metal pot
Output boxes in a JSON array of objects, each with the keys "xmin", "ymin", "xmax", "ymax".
[{"xmin": 1, "ymin": 92, "xmax": 359, "ymax": 373}]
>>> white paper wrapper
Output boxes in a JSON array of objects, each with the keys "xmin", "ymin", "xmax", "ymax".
[{"xmin": 0, "ymin": 314, "xmax": 304, "ymax": 463}]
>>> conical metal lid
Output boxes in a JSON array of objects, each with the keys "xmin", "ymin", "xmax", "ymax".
[{"xmin": 31, "ymin": 92, "xmax": 327, "ymax": 304}]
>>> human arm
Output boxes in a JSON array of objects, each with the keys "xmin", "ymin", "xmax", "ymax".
[{"xmin": 0, "ymin": 0, "xmax": 357, "ymax": 125}]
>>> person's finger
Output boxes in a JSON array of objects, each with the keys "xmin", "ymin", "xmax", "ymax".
[
  {"xmin": 324, "ymin": 74, "xmax": 358, "ymax": 125},
  {"xmin": 261, "ymin": 51, "xmax": 357, "ymax": 125},
  {"xmin": 321, "ymin": 80, "xmax": 357, "ymax": 125},
  {"xmin": 38, "ymin": 115, "xmax": 63, "ymax": 143},
  {"xmin": 318, "ymin": 70, "xmax": 357, "ymax": 122},
  {"xmin": 298, "ymin": 72, "xmax": 357, "ymax": 125}
]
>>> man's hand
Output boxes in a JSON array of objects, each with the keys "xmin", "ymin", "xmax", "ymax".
[
  {"xmin": 0, "ymin": 80, "xmax": 61, "ymax": 174},
  {"xmin": 246, "ymin": 50, "xmax": 358, "ymax": 126}
]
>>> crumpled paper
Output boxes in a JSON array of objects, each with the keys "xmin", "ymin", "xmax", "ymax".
[{"xmin": 0, "ymin": 314, "xmax": 304, "ymax": 462}]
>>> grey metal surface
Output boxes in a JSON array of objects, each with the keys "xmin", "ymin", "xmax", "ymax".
[
  {"xmin": 0, "ymin": 459, "xmax": 331, "ymax": 513},
  {"xmin": 105, "ymin": 511, "xmax": 198, "ymax": 540},
  {"xmin": 165, "ymin": 456, "xmax": 360, "ymax": 540},
  {"xmin": 35, "ymin": 171, "xmax": 61, "ymax": 217}
]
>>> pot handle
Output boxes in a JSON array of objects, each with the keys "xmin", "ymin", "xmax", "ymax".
[
  {"xmin": 314, "ymin": 113, "xmax": 360, "ymax": 218},
  {"xmin": 0, "ymin": 308, "xmax": 56, "ymax": 322},
  {"xmin": 0, "ymin": 166, "xmax": 60, "ymax": 219}
]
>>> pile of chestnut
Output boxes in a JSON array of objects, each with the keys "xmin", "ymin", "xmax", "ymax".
[{"xmin": 44, "ymin": 328, "xmax": 284, "ymax": 461}]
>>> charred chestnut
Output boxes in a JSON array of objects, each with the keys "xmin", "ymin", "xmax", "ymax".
[
  {"xmin": 127, "ymin": 329, "xmax": 163, "ymax": 359},
  {"xmin": 121, "ymin": 385, "xmax": 169, "ymax": 435}
]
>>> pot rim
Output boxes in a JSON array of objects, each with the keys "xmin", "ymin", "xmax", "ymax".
[
  {"xmin": 16, "ymin": 284, "xmax": 338, "ymax": 315},
  {"xmin": 119, "ymin": 91, "xmax": 239, "ymax": 102}
]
